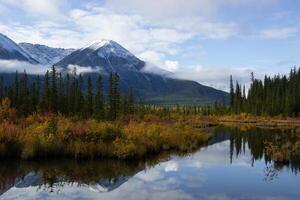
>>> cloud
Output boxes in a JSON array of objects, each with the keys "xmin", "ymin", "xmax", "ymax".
[
  {"xmin": 0, "ymin": 60, "xmax": 49, "ymax": 74},
  {"xmin": 0, "ymin": 0, "xmax": 66, "ymax": 18},
  {"xmin": 67, "ymin": 65, "xmax": 103, "ymax": 74},
  {"xmin": 164, "ymin": 61, "xmax": 179, "ymax": 72},
  {"xmin": 0, "ymin": 3, "xmax": 7, "ymax": 13},
  {"xmin": 138, "ymin": 51, "xmax": 179, "ymax": 72},
  {"xmin": 106, "ymin": 0, "xmax": 279, "ymax": 21},
  {"xmin": 259, "ymin": 27, "xmax": 298, "ymax": 39},
  {"xmin": 171, "ymin": 65, "xmax": 255, "ymax": 91},
  {"xmin": 164, "ymin": 161, "xmax": 179, "ymax": 172}
]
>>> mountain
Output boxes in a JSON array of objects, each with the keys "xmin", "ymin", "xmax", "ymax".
[
  {"xmin": 19, "ymin": 43, "xmax": 75, "ymax": 65},
  {"xmin": 56, "ymin": 40, "xmax": 228, "ymax": 105},
  {"xmin": 0, "ymin": 33, "xmax": 38, "ymax": 64}
]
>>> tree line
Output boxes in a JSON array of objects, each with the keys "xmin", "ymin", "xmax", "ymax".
[
  {"xmin": 0, "ymin": 66, "xmax": 134, "ymax": 120},
  {"xmin": 230, "ymin": 67, "xmax": 300, "ymax": 117},
  {"xmin": 0, "ymin": 66, "xmax": 299, "ymax": 119}
]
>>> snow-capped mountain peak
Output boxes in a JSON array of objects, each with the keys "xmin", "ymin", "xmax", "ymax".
[
  {"xmin": 86, "ymin": 39, "xmax": 112, "ymax": 50},
  {"xmin": 85, "ymin": 40, "xmax": 135, "ymax": 60},
  {"xmin": 57, "ymin": 39, "xmax": 145, "ymax": 73}
]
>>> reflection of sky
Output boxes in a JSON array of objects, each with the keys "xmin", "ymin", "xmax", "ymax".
[{"xmin": 1, "ymin": 140, "xmax": 300, "ymax": 200}]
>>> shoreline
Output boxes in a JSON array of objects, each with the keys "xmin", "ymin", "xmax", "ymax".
[
  {"xmin": 1, "ymin": 114, "xmax": 300, "ymax": 161},
  {"xmin": 0, "ymin": 115, "xmax": 208, "ymax": 160},
  {"xmin": 211, "ymin": 115, "xmax": 300, "ymax": 130}
]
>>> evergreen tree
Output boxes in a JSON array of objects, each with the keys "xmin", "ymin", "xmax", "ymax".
[
  {"xmin": 127, "ymin": 87, "xmax": 134, "ymax": 114},
  {"xmin": 108, "ymin": 72, "xmax": 120, "ymax": 120},
  {"xmin": 42, "ymin": 70, "xmax": 51, "ymax": 112},
  {"xmin": 13, "ymin": 71, "xmax": 19, "ymax": 108},
  {"xmin": 0, "ymin": 75, "xmax": 3, "ymax": 99},
  {"xmin": 87, "ymin": 76, "xmax": 93, "ymax": 116},
  {"xmin": 50, "ymin": 66, "xmax": 57, "ymax": 113},
  {"xmin": 113, "ymin": 73, "xmax": 120, "ymax": 117},
  {"xmin": 230, "ymin": 75, "xmax": 234, "ymax": 109},
  {"xmin": 95, "ymin": 75, "xmax": 104, "ymax": 119},
  {"xmin": 19, "ymin": 71, "xmax": 29, "ymax": 116}
]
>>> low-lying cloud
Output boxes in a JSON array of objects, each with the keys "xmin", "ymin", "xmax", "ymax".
[
  {"xmin": 0, "ymin": 59, "xmax": 49, "ymax": 74},
  {"xmin": 67, "ymin": 64, "xmax": 103, "ymax": 74},
  {"xmin": 169, "ymin": 65, "xmax": 263, "ymax": 92}
]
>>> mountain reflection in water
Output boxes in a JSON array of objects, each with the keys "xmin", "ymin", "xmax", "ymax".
[{"xmin": 0, "ymin": 126, "xmax": 300, "ymax": 200}]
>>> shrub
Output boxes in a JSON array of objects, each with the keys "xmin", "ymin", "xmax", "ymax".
[{"xmin": 0, "ymin": 115, "xmax": 208, "ymax": 160}]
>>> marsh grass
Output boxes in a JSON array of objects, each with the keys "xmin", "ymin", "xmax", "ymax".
[{"xmin": 0, "ymin": 114, "xmax": 207, "ymax": 160}]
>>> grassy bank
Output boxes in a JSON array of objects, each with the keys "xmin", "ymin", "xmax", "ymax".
[
  {"xmin": 0, "ymin": 114, "xmax": 208, "ymax": 160},
  {"xmin": 209, "ymin": 114, "xmax": 300, "ymax": 129}
]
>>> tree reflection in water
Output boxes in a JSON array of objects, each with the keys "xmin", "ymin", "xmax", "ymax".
[
  {"xmin": 0, "ymin": 154, "xmax": 172, "ymax": 195},
  {"xmin": 214, "ymin": 126, "xmax": 300, "ymax": 180},
  {"xmin": 1, "ymin": 126, "xmax": 300, "ymax": 196}
]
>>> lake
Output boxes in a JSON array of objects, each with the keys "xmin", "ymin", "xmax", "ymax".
[{"xmin": 0, "ymin": 126, "xmax": 299, "ymax": 200}]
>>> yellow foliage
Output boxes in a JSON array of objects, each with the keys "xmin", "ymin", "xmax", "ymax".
[
  {"xmin": 0, "ymin": 98, "xmax": 16, "ymax": 122},
  {"xmin": 0, "ymin": 114, "xmax": 208, "ymax": 160}
]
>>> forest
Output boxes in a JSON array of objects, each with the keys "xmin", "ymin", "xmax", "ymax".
[
  {"xmin": 1, "ymin": 66, "xmax": 299, "ymax": 119},
  {"xmin": 0, "ymin": 66, "xmax": 135, "ymax": 120},
  {"xmin": 229, "ymin": 67, "xmax": 300, "ymax": 117}
]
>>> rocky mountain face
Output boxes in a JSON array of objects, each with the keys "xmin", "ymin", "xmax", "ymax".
[
  {"xmin": 19, "ymin": 43, "xmax": 75, "ymax": 65},
  {"xmin": 0, "ymin": 33, "xmax": 38, "ymax": 64}
]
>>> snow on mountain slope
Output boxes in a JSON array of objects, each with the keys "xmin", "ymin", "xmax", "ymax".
[
  {"xmin": 19, "ymin": 43, "xmax": 75, "ymax": 65},
  {"xmin": 0, "ymin": 33, "xmax": 38, "ymax": 64},
  {"xmin": 84, "ymin": 39, "xmax": 143, "ymax": 71},
  {"xmin": 56, "ymin": 40, "xmax": 145, "ymax": 73},
  {"xmin": 56, "ymin": 39, "xmax": 228, "ymax": 105}
]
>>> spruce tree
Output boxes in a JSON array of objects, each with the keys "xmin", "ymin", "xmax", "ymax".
[
  {"xmin": 95, "ymin": 75, "xmax": 104, "ymax": 119},
  {"xmin": 108, "ymin": 73, "xmax": 114, "ymax": 120},
  {"xmin": 87, "ymin": 76, "xmax": 93, "ymax": 116},
  {"xmin": 230, "ymin": 75, "xmax": 234, "ymax": 110},
  {"xmin": 43, "ymin": 70, "xmax": 51, "ymax": 112},
  {"xmin": 50, "ymin": 66, "xmax": 57, "ymax": 113},
  {"xmin": 127, "ymin": 87, "xmax": 134, "ymax": 114}
]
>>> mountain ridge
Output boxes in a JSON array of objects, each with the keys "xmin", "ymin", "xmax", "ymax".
[
  {"xmin": 0, "ymin": 33, "xmax": 38, "ymax": 64},
  {"xmin": 19, "ymin": 42, "xmax": 75, "ymax": 65},
  {"xmin": 56, "ymin": 40, "xmax": 228, "ymax": 105},
  {"xmin": 0, "ymin": 33, "xmax": 228, "ymax": 105}
]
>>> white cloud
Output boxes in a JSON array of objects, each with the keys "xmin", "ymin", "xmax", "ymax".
[
  {"xmin": 0, "ymin": 0, "xmax": 66, "ymax": 18},
  {"xmin": 260, "ymin": 27, "xmax": 298, "ymax": 39},
  {"xmin": 164, "ymin": 60, "xmax": 179, "ymax": 72},
  {"xmin": 171, "ymin": 65, "xmax": 255, "ymax": 91},
  {"xmin": 164, "ymin": 161, "xmax": 179, "ymax": 172},
  {"xmin": 138, "ymin": 51, "xmax": 165, "ymax": 66},
  {"xmin": 106, "ymin": 0, "xmax": 278, "ymax": 22},
  {"xmin": 138, "ymin": 51, "xmax": 179, "ymax": 72},
  {"xmin": 67, "ymin": 65, "xmax": 103, "ymax": 74},
  {"xmin": 0, "ymin": 60, "xmax": 49, "ymax": 74}
]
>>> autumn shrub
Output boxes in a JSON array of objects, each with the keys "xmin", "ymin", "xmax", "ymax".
[
  {"xmin": 0, "ymin": 98, "xmax": 16, "ymax": 122},
  {"xmin": 0, "ymin": 115, "xmax": 208, "ymax": 160}
]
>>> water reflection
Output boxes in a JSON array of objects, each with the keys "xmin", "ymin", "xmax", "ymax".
[
  {"xmin": 0, "ymin": 160, "xmax": 145, "ymax": 195},
  {"xmin": 0, "ymin": 126, "xmax": 300, "ymax": 200},
  {"xmin": 217, "ymin": 126, "xmax": 300, "ymax": 175}
]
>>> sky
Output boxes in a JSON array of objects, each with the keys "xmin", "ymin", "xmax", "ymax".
[{"xmin": 0, "ymin": 0, "xmax": 299, "ymax": 91}]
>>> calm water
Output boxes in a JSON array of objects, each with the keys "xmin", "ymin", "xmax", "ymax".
[{"xmin": 1, "ymin": 126, "xmax": 300, "ymax": 200}]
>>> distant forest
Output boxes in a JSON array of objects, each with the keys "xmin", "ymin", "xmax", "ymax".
[
  {"xmin": 230, "ymin": 67, "xmax": 300, "ymax": 117},
  {"xmin": 0, "ymin": 66, "xmax": 134, "ymax": 120},
  {"xmin": 0, "ymin": 66, "xmax": 299, "ymax": 119}
]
